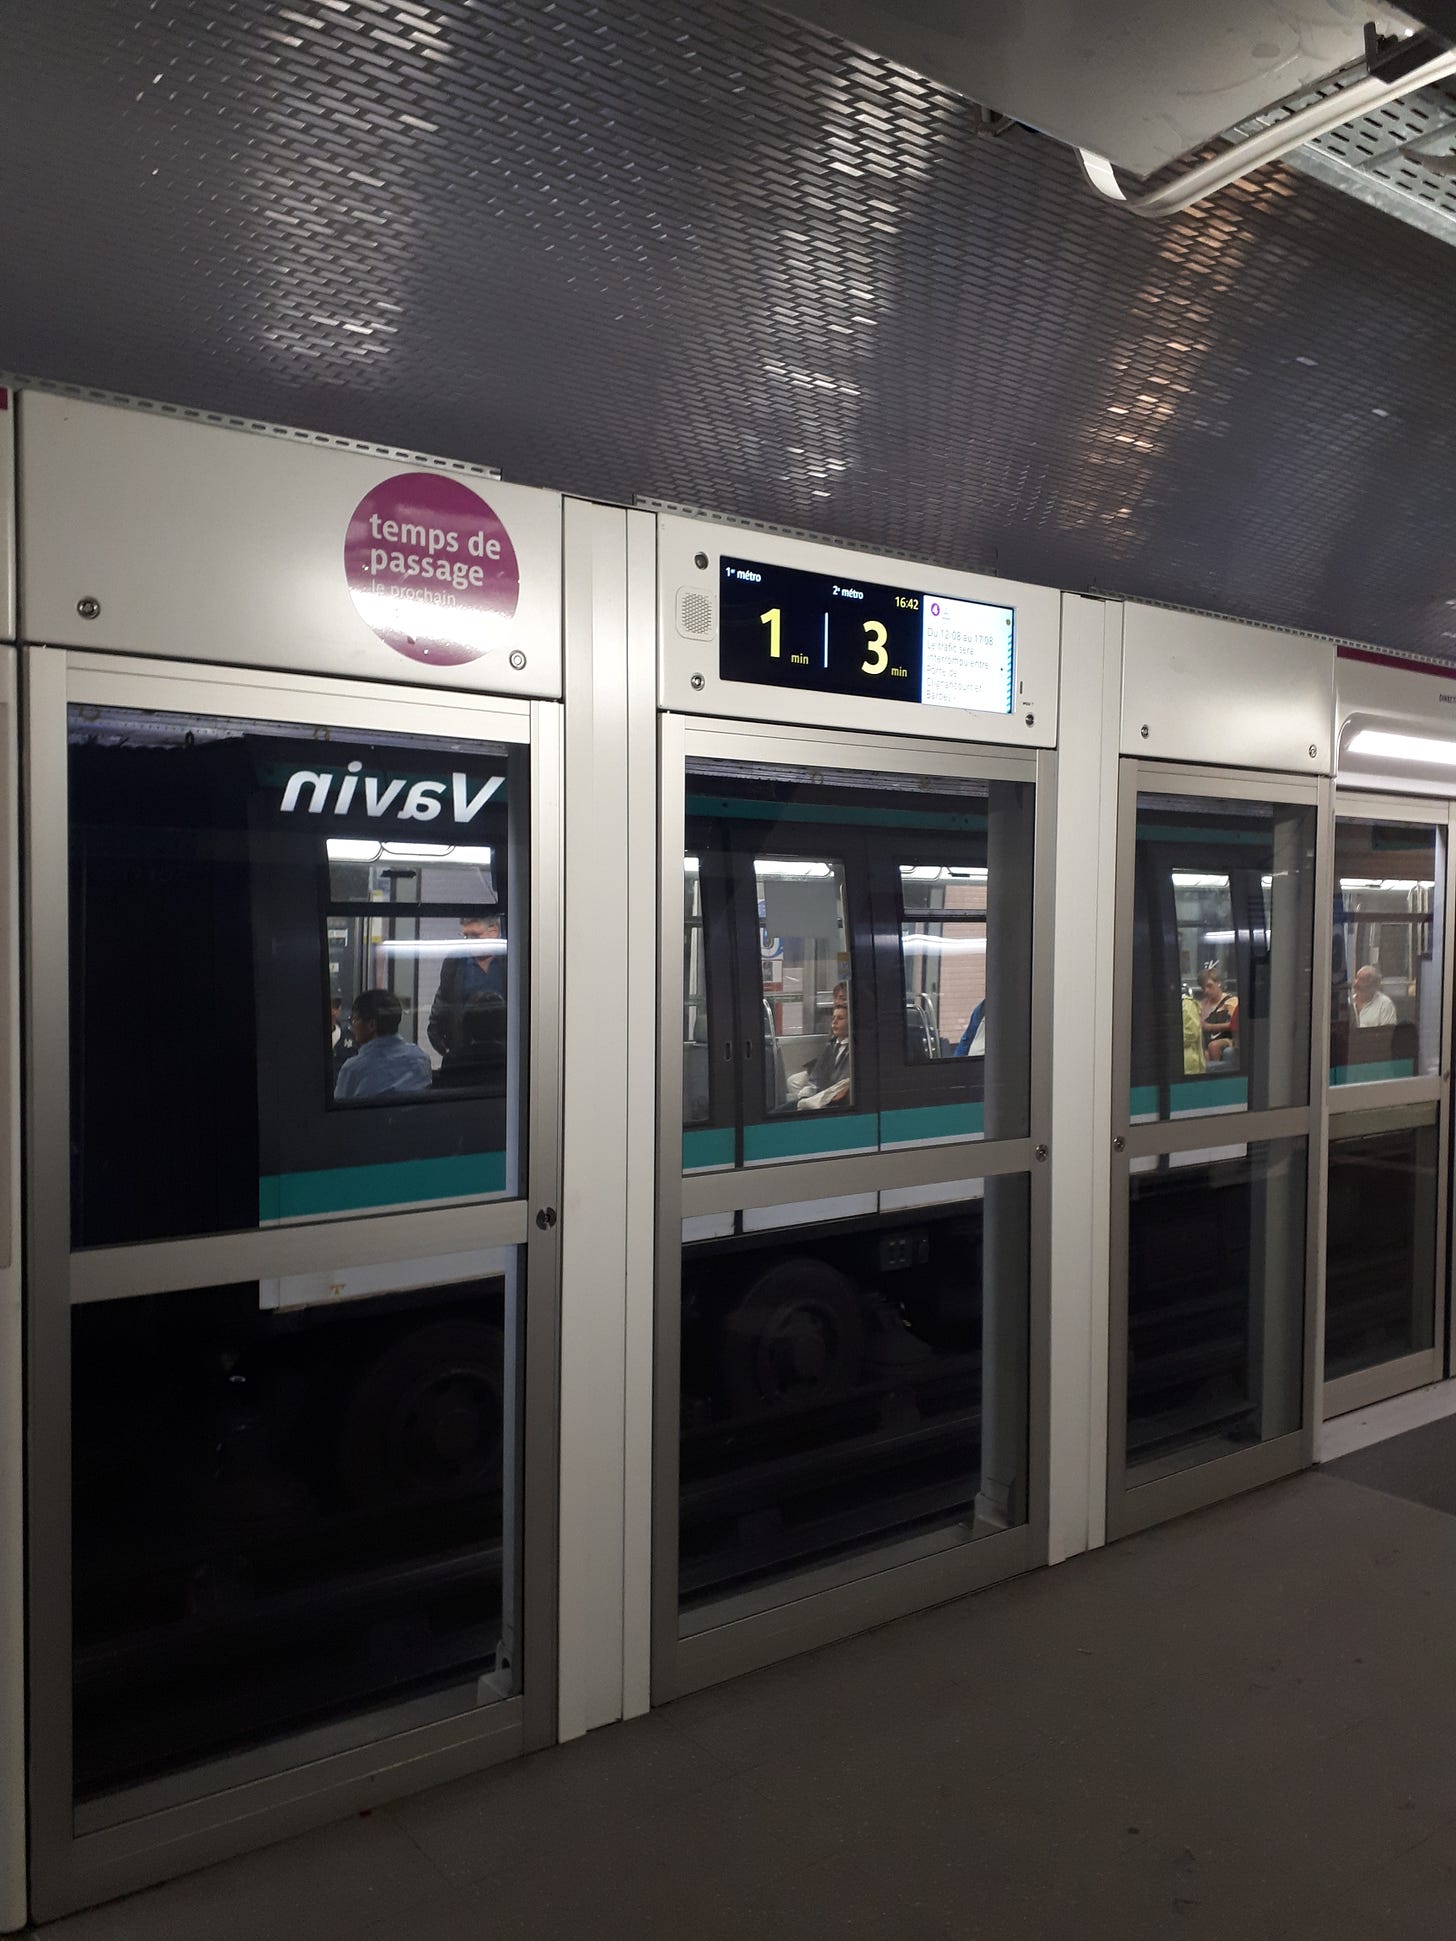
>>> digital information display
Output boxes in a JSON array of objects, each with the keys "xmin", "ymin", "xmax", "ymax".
[{"xmin": 718, "ymin": 556, "xmax": 1015, "ymax": 714}]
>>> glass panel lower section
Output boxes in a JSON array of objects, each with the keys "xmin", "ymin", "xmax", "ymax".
[
  {"xmin": 71, "ymin": 1253, "xmax": 521, "ymax": 1802},
  {"xmin": 678, "ymin": 1185, "xmax": 1029, "ymax": 1630},
  {"xmin": 1325, "ymin": 1114, "xmax": 1439, "ymax": 1382},
  {"xmin": 1126, "ymin": 1138, "xmax": 1305, "ymax": 1485}
]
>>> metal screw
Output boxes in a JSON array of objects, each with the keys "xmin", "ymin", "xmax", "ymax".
[
  {"xmin": 1140, "ymin": 724, "xmax": 1150, "ymax": 739},
  {"xmin": 509, "ymin": 650, "xmax": 527, "ymax": 671},
  {"xmin": 534, "ymin": 1206, "xmax": 558, "ymax": 1231},
  {"xmin": 1024, "ymin": 712, "xmax": 1035, "ymax": 727},
  {"xmin": 1113, "ymin": 1135, "xmax": 1126, "ymax": 1153},
  {"xmin": 694, "ymin": 551, "xmax": 709, "ymax": 570},
  {"xmin": 690, "ymin": 672, "xmax": 706, "ymax": 691},
  {"xmin": 1034, "ymin": 1143, "xmax": 1049, "ymax": 1162},
  {"xmin": 77, "ymin": 597, "xmax": 100, "ymax": 620},
  {"xmin": 1308, "ymin": 743, "xmax": 1318, "ymax": 759}
]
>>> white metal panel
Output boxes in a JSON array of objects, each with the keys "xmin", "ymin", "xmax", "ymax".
[
  {"xmin": 0, "ymin": 651, "xmax": 23, "ymax": 1933},
  {"xmin": 557, "ymin": 499, "xmax": 632, "ymax": 1740},
  {"xmin": 658, "ymin": 514, "xmax": 1058, "ymax": 748},
  {"xmin": 1048, "ymin": 596, "xmax": 1120, "ymax": 1564},
  {"xmin": 620, "ymin": 510, "xmax": 658, "ymax": 1722},
  {"xmin": 17, "ymin": 394, "xmax": 562, "ymax": 698},
  {"xmin": 1335, "ymin": 646, "xmax": 1456, "ymax": 793},
  {"xmin": 1120, "ymin": 603, "xmax": 1334, "ymax": 773}
]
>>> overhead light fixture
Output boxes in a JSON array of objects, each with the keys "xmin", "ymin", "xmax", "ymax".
[{"xmin": 1346, "ymin": 728, "xmax": 1456, "ymax": 767}]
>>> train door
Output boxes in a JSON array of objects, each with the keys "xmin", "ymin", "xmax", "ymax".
[
  {"xmin": 1106, "ymin": 766, "xmax": 1321, "ymax": 1537},
  {"xmin": 15, "ymin": 397, "xmax": 564, "ymax": 1918},
  {"xmin": 653, "ymin": 520, "xmax": 1060, "ymax": 1698},
  {"xmin": 1323, "ymin": 797, "xmax": 1451, "ymax": 1416}
]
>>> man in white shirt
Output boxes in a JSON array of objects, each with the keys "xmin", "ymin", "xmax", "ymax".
[
  {"xmin": 334, "ymin": 988, "xmax": 433, "ymax": 1101},
  {"xmin": 1352, "ymin": 964, "xmax": 1398, "ymax": 1029}
]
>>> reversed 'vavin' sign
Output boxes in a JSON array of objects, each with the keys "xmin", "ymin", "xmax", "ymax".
[{"xmin": 344, "ymin": 472, "xmax": 521, "ymax": 667}]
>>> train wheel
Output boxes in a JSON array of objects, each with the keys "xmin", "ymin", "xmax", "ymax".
[
  {"xmin": 340, "ymin": 1321, "xmax": 505, "ymax": 1506},
  {"xmin": 721, "ymin": 1259, "xmax": 865, "ymax": 1416}
]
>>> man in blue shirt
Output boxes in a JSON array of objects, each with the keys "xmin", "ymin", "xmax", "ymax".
[
  {"xmin": 334, "ymin": 988, "xmax": 433, "ymax": 1102},
  {"xmin": 429, "ymin": 909, "xmax": 507, "ymax": 1057}
]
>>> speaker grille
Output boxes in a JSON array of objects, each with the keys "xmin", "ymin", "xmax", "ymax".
[{"xmin": 678, "ymin": 589, "xmax": 714, "ymax": 638}]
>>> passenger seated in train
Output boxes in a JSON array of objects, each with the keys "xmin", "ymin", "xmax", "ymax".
[
  {"xmin": 1351, "ymin": 963, "xmax": 1397, "ymax": 1028},
  {"xmin": 953, "ymin": 999, "xmax": 986, "ymax": 1058},
  {"xmin": 787, "ymin": 989, "xmax": 851, "ymax": 1111},
  {"xmin": 429, "ymin": 908, "xmax": 506, "ymax": 1055},
  {"xmin": 334, "ymin": 989, "xmax": 433, "ymax": 1102},
  {"xmin": 1197, "ymin": 965, "xmax": 1238, "ymax": 1067}
]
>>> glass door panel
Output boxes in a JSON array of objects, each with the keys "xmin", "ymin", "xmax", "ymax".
[
  {"xmin": 1330, "ymin": 816, "xmax": 1443, "ymax": 1086},
  {"xmin": 1130, "ymin": 793, "xmax": 1316, "ymax": 1122},
  {"xmin": 67, "ymin": 704, "xmax": 527, "ymax": 1240},
  {"xmin": 678, "ymin": 1182, "xmax": 1030, "ymax": 1631},
  {"xmin": 27, "ymin": 659, "xmax": 557, "ymax": 1912},
  {"xmin": 1325, "ymin": 1109, "xmax": 1439, "ymax": 1386},
  {"xmin": 1111, "ymin": 767, "xmax": 1316, "ymax": 1540},
  {"xmin": 72, "ymin": 1254, "xmax": 522, "ymax": 1799},
  {"xmin": 680, "ymin": 757, "xmax": 1035, "ymax": 1169},
  {"xmin": 1126, "ymin": 1138, "xmax": 1306, "ymax": 1483},
  {"xmin": 660, "ymin": 724, "xmax": 1047, "ymax": 1696}
]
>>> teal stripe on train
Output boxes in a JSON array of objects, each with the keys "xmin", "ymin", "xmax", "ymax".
[
  {"xmin": 742, "ymin": 1113, "xmax": 879, "ymax": 1162},
  {"xmin": 259, "ymin": 1150, "xmax": 508, "ymax": 1221},
  {"xmin": 880, "ymin": 1102, "xmax": 984, "ymax": 1144},
  {"xmin": 1129, "ymin": 1075, "xmax": 1248, "ymax": 1117},
  {"xmin": 1330, "ymin": 1061, "xmax": 1414, "ymax": 1087},
  {"xmin": 682, "ymin": 1127, "xmax": 735, "ymax": 1171}
]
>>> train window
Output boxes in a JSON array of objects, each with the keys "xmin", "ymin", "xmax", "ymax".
[
  {"xmin": 677, "ymin": 1182, "xmax": 1029, "ymax": 1626},
  {"xmin": 681, "ymin": 759, "xmax": 1035, "ymax": 1168},
  {"xmin": 1330, "ymin": 817, "xmax": 1443, "ymax": 1086},
  {"xmin": 1130, "ymin": 794, "xmax": 1315, "ymax": 1121},
  {"xmin": 754, "ymin": 856, "xmax": 852, "ymax": 1116},
  {"xmin": 68, "ymin": 705, "xmax": 525, "ymax": 1246},
  {"xmin": 899, "ymin": 865, "xmax": 986, "ymax": 1060},
  {"xmin": 326, "ymin": 843, "xmax": 506, "ymax": 1106},
  {"xmin": 70, "ymin": 1254, "xmax": 520, "ymax": 1797},
  {"xmin": 1126, "ymin": 1138, "xmax": 1306, "ymax": 1481}
]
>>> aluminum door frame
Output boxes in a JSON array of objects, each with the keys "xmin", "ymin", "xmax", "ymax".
[
  {"xmin": 652, "ymin": 712, "xmax": 1055, "ymax": 1702},
  {"xmin": 0, "ymin": 649, "xmax": 24, "ymax": 1936},
  {"xmin": 1106, "ymin": 758, "xmax": 1330, "ymax": 1542},
  {"xmin": 24, "ymin": 648, "xmax": 564, "ymax": 1920},
  {"xmin": 1322, "ymin": 790, "xmax": 1455, "ymax": 1419}
]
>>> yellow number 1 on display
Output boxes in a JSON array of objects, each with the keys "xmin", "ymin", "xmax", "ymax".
[{"xmin": 760, "ymin": 607, "xmax": 782, "ymax": 657}]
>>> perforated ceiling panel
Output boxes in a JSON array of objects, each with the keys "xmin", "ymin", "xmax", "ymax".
[{"xmin": 3, "ymin": 0, "xmax": 1456, "ymax": 657}]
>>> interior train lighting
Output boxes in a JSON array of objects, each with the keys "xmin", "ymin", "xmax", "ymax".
[
  {"xmin": 375, "ymin": 938, "xmax": 508, "ymax": 957},
  {"xmin": 899, "ymin": 865, "xmax": 990, "ymax": 883},
  {"xmin": 753, "ymin": 859, "xmax": 835, "ymax": 879},
  {"xmin": 1346, "ymin": 728, "xmax": 1456, "ymax": 766},
  {"xmin": 325, "ymin": 839, "xmax": 494, "ymax": 864},
  {"xmin": 901, "ymin": 935, "xmax": 986, "ymax": 954}
]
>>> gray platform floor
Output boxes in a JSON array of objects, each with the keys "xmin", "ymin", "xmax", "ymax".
[{"xmin": 35, "ymin": 1462, "xmax": 1456, "ymax": 1940}]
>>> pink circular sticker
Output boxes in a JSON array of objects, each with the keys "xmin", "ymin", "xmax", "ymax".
[{"xmin": 344, "ymin": 472, "xmax": 521, "ymax": 667}]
